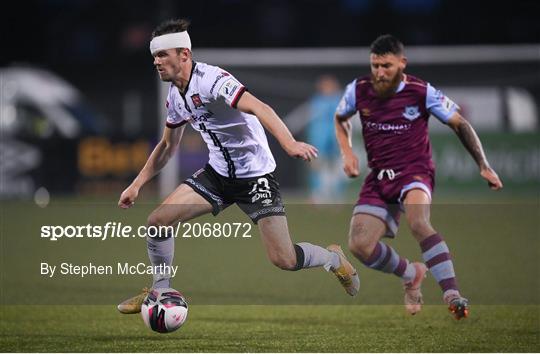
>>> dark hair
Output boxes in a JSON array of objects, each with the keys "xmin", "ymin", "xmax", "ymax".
[
  {"xmin": 152, "ymin": 18, "xmax": 191, "ymax": 38},
  {"xmin": 370, "ymin": 34, "xmax": 404, "ymax": 56}
]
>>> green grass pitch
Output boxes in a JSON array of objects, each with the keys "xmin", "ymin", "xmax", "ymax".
[
  {"xmin": 1, "ymin": 196, "xmax": 539, "ymax": 351},
  {"xmin": 1, "ymin": 305, "xmax": 538, "ymax": 352}
]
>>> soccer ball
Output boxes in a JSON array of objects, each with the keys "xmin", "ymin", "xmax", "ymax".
[{"xmin": 141, "ymin": 288, "xmax": 188, "ymax": 333}]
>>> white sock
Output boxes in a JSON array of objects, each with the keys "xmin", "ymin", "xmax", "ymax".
[
  {"xmin": 443, "ymin": 289, "xmax": 461, "ymax": 303},
  {"xmin": 147, "ymin": 235, "xmax": 174, "ymax": 288},
  {"xmin": 297, "ymin": 242, "xmax": 340, "ymax": 270}
]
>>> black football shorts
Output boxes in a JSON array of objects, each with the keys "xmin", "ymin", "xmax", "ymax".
[{"xmin": 183, "ymin": 164, "xmax": 286, "ymax": 223}]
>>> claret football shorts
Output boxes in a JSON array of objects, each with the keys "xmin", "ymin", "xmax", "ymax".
[{"xmin": 353, "ymin": 167, "xmax": 435, "ymax": 237}]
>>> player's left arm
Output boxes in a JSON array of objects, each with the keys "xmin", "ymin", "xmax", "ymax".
[
  {"xmin": 447, "ymin": 112, "xmax": 503, "ymax": 190},
  {"xmin": 235, "ymin": 91, "xmax": 318, "ymax": 161}
]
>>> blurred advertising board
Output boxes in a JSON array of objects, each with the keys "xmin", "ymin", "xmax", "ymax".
[
  {"xmin": 0, "ymin": 137, "xmax": 150, "ymax": 199},
  {"xmin": 430, "ymin": 132, "xmax": 539, "ymax": 193}
]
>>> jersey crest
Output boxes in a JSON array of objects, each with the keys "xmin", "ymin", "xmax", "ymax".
[
  {"xmin": 191, "ymin": 93, "xmax": 204, "ymax": 108},
  {"xmin": 402, "ymin": 105, "xmax": 421, "ymax": 120}
]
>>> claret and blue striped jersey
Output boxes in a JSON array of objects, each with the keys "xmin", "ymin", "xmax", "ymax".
[{"xmin": 336, "ymin": 74, "xmax": 459, "ymax": 172}]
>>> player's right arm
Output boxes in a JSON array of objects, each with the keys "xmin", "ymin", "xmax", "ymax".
[
  {"xmin": 335, "ymin": 80, "xmax": 359, "ymax": 178},
  {"xmin": 335, "ymin": 113, "xmax": 359, "ymax": 178},
  {"xmin": 118, "ymin": 125, "xmax": 185, "ymax": 209}
]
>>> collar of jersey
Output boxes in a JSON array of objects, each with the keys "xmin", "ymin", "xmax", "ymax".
[
  {"xmin": 396, "ymin": 80, "xmax": 406, "ymax": 93},
  {"xmin": 176, "ymin": 60, "xmax": 197, "ymax": 97}
]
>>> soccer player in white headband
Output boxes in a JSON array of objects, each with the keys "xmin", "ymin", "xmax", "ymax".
[
  {"xmin": 117, "ymin": 19, "xmax": 360, "ymax": 314},
  {"xmin": 149, "ymin": 31, "xmax": 192, "ymax": 55}
]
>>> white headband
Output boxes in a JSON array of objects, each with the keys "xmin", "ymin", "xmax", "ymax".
[{"xmin": 149, "ymin": 32, "xmax": 191, "ymax": 55}]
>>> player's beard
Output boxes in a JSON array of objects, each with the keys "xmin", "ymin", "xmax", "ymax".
[{"xmin": 372, "ymin": 70, "xmax": 403, "ymax": 98}]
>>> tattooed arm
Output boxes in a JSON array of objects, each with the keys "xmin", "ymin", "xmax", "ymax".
[{"xmin": 447, "ymin": 112, "xmax": 503, "ymax": 190}]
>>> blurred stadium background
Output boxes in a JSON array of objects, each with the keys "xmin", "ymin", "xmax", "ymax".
[
  {"xmin": 1, "ymin": 1, "xmax": 539, "ymax": 351},
  {"xmin": 1, "ymin": 0, "xmax": 538, "ymax": 202}
]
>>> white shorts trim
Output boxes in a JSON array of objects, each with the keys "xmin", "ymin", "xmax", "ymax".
[
  {"xmin": 398, "ymin": 181, "xmax": 432, "ymax": 204},
  {"xmin": 353, "ymin": 204, "xmax": 398, "ymax": 238}
]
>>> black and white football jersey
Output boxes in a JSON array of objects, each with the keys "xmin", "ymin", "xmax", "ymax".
[{"xmin": 165, "ymin": 62, "xmax": 276, "ymax": 178}]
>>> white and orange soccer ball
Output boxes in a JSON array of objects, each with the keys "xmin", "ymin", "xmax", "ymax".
[{"xmin": 141, "ymin": 288, "xmax": 188, "ymax": 333}]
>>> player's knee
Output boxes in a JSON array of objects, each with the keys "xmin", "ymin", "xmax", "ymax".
[
  {"xmin": 407, "ymin": 217, "xmax": 433, "ymax": 238},
  {"xmin": 269, "ymin": 252, "xmax": 297, "ymax": 271},
  {"xmin": 348, "ymin": 234, "xmax": 373, "ymax": 261},
  {"xmin": 147, "ymin": 212, "xmax": 167, "ymax": 228}
]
